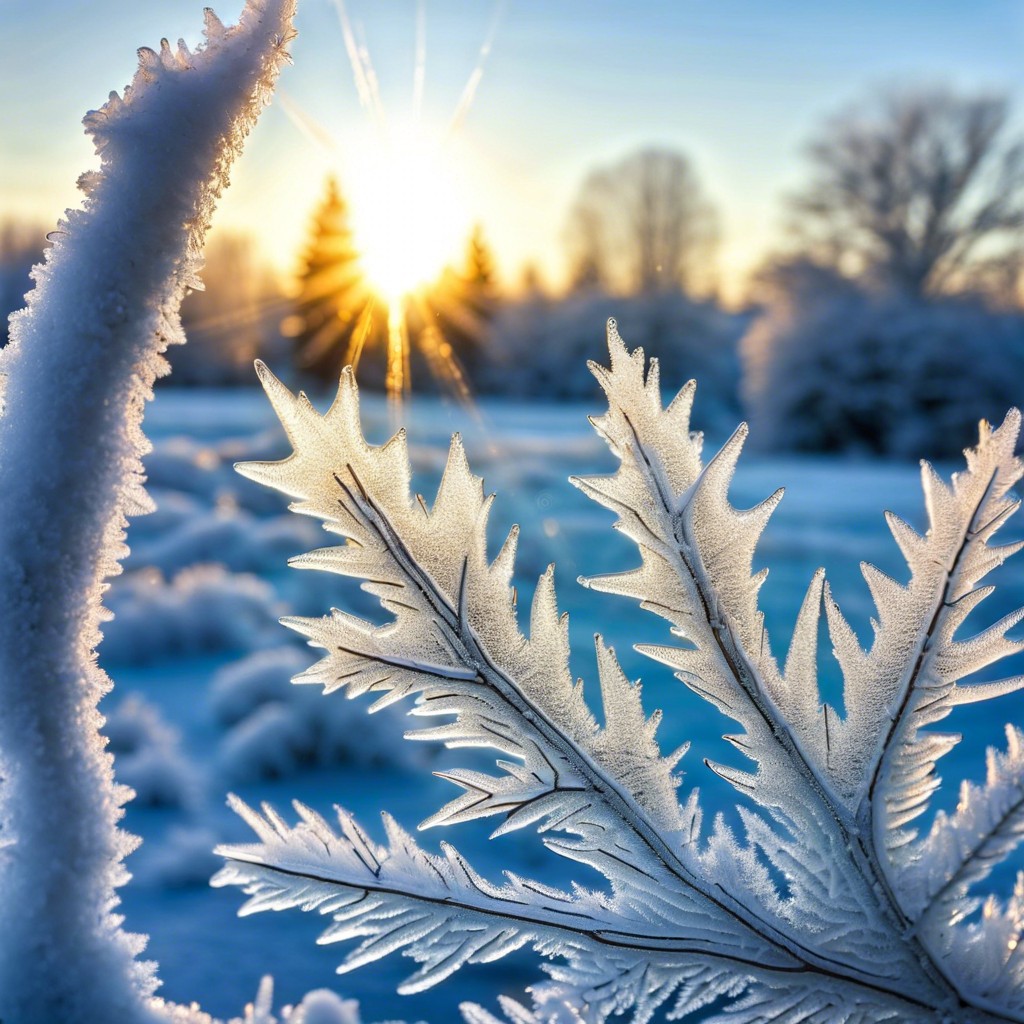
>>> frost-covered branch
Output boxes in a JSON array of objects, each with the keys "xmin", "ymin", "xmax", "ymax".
[
  {"xmin": 219, "ymin": 322, "xmax": 1024, "ymax": 1023},
  {"xmin": 575, "ymin": 322, "xmax": 1024, "ymax": 1018},
  {"xmin": 216, "ymin": 799, "xmax": 970, "ymax": 1024},
  {"xmin": 0, "ymin": 4, "xmax": 295, "ymax": 1021},
  {"xmin": 825, "ymin": 404, "xmax": 1024, "ymax": 1000},
  {"xmin": 221, "ymin": 363, "xmax": 802, "ymax": 971},
  {"xmin": 912, "ymin": 727, "xmax": 1024, "ymax": 924},
  {"xmin": 215, "ymin": 797, "xmax": 781, "ymax": 985},
  {"xmin": 573, "ymin": 327, "xmax": 848, "ymax": 819},
  {"xmin": 573, "ymin": 323, "xmax": 948, "ymax": 996}
]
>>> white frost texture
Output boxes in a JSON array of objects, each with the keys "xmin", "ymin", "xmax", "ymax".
[
  {"xmin": 217, "ymin": 320, "xmax": 1024, "ymax": 1023},
  {"xmin": 0, "ymin": 2, "xmax": 296, "ymax": 1021}
]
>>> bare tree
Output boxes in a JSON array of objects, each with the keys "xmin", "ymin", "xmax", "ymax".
[
  {"xmin": 564, "ymin": 147, "xmax": 718, "ymax": 295},
  {"xmin": 790, "ymin": 86, "xmax": 1024, "ymax": 299},
  {"xmin": 565, "ymin": 170, "xmax": 611, "ymax": 293}
]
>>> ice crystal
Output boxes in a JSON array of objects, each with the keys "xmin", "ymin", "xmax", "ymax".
[{"xmin": 217, "ymin": 321, "xmax": 1024, "ymax": 1023}]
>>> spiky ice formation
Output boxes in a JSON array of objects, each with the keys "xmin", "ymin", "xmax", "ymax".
[
  {"xmin": 214, "ymin": 325, "xmax": 1024, "ymax": 1022},
  {"xmin": 0, "ymin": 3, "xmax": 295, "ymax": 1021}
]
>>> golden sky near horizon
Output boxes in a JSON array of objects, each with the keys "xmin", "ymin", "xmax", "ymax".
[{"xmin": 5, "ymin": 0, "xmax": 1024, "ymax": 304}]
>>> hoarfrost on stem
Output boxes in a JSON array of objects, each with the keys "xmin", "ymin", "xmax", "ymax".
[
  {"xmin": 217, "ymin": 320, "xmax": 1024, "ymax": 1023},
  {"xmin": 0, "ymin": 3, "xmax": 296, "ymax": 1021}
]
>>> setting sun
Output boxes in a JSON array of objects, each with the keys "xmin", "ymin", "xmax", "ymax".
[{"xmin": 346, "ymin": 121, "xmax": 468, "ymax": 308}]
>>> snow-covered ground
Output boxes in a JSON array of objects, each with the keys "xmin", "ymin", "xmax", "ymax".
[{"xmin": 107, "ymin": 384, "xmax": 1024, "ymax": 1022}]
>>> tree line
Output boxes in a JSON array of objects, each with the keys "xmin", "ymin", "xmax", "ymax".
[
  {"xmin": 565, "ymin": 85, "xmax": 1024, "ymax": 305},
  {"xmin": 2, "ymin": 82, "xmax": 1022, "ymax": 456}
]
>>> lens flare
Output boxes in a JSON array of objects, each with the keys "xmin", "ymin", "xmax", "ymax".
[
  {"xmin": 278, "ymin": 2, "xmax": 504, "ymax": 407},
  {"xmin": 347, "ymin": 122, "xmax": 467, "ymax": 311}
]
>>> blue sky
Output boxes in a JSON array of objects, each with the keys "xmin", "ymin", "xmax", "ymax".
[{"xmin": 4, "ymin": 0, "xmax": 1024, "ymax": 295}]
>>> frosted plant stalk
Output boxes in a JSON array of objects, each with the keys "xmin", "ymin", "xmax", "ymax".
[
  {"xmin": 218, "ymin": 321, "xmax": 1024, "ymax": 1023},
  {"xmin": 0, "ymin": 4, "xmax": 295, "ymax": 1021}
]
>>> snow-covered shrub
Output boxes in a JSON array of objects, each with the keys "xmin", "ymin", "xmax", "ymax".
[
  {"xmin": 144, "ymin": 825, "xmax": 224, "ymax": 890},
  {"xmin": 210, "ymin": 977, "xmax": 382, "ymax": 1024},
  {"xmin": 0, "ymin": 2, "xmax": 295, "ymax": 1019},
  {"xmin": 131, "ymin": 487, "xmax": 209, "ymax": 543},
  {"xmin": 146, "ymin": 436, "xmax": 235, "ymax": 501},
  {"xmin": 103, "ymin": 565, "xmax": 284, "ymax": 664},
  {"xmin": 481, "ymin": 290, "xmax": 743, "ymax": 434},
  {"xmin": 211, "ymin": 647, "xmax": 427, "ymax": 781},
  {"xmin": 285, "ymin": 989, "xmax": 362, "ymax": 1024},
  {"xmin": 742, "ymin": 261, "xmax": 1024, "ymax": 457},
  {"xmin": 211, "ymin": 646, "xmax": 311, "ymax": 722},
  {"xmin": 105, "ymin": 695, "xmax": 200, "ymax": 809},
  {"xmin": 152, "ymin": 977, "xmax": 382, "ymax": 1024},
  {"xmin": 140, "ymin": 430, "xmax": 299, "ymax": 519},
  {"xmin": 142, "ymin": 433, "xmax": 287, "ymax": 507},
  {"xmin": 130, "ymin": 503, "xmax": 319, "ymax": 576},
  {"xmin": 217, "ymin": 321, "xmax": 1024, "ymax": 1023}
]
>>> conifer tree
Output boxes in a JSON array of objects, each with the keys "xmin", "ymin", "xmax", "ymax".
[
  {"xmin": 430, "ymin": 223, "xmax": 499, "ymax": 382},
  {"xmin": 465, "ymin": 222, "xmax": 496, "ymax": 295},
  {"xmin": 286, "ymin": 176, "xmax": 382, "ymax": 383}
]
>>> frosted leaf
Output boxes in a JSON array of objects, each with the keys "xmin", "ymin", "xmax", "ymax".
[
  {"xmin": 216, "ymin": 798, "xmax": 638, "ymax": 993},
  {"xmin": 228, "ymin": 363, "xmax": 788, "ymax": 963},
  {"xmin": 575, "ymin": 322, "xmax": 920, "ymax": 978},
  {"xmin": 220, "ymin": 322, "xmax": 1024, "ymax": 1023},
  {"xmin": 825, "ymin": 410, "xmax": 1024, "ymax": 843},
  {"xmin": 575, "ymin": 322, "xmax": 836, "ymax": 802}
]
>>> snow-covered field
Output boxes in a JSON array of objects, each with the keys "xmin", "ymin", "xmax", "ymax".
[{"xmin": 107, "ymin": 384, "xmax": 1024, "ymax": 1022}]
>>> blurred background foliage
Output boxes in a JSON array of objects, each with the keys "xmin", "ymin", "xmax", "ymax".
[{"xmin": 4, "ymin": 82, "xmax": 1024, "ymax": 458}]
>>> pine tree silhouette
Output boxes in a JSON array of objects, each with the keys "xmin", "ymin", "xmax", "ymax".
[
  {"xmin": 429, "ymin": 222, "xmax": 499, "ymax": 382},
  {"xmin": 285, "ymin": 177, "xmax": 384, "ymax": 384}
]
